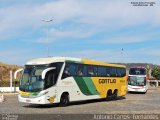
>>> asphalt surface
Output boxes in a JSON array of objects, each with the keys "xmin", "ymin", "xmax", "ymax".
[{"xmin": 0, "ymin": 87, "xmax": 160, "ymax": 120}]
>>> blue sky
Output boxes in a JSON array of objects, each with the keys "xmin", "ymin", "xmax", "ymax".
[{"xmin": 0, "ymin": 0, "xmax": 160, "ymax": 65}]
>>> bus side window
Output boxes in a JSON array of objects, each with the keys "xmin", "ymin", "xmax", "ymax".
[
  {"xmin": 110, "ymin": 67, "xmax": 116, "ymax": 77},
  {"xmin": 77, "ymin": 64, "xmax": 84, "ymax": 76},
  {"xmin": 62, "ymin": 63, "xmax": 77, "ymax": 79},
  {"xmin": 88, "ymin": 65, "xmax": 94, "ymax": 76},
  {"xmin": 116, "ymin": 68, "xmax": 121, "ymax": 77},
  {"xmin": 45, "ymin": 70, "xmax": 56, "ymax": 89},
  {"xmin": 83, "ymin": 65, "xmax": 88, "ymax": 76},
  {"xmin": 98, "ymin": 66, "xmax": 106, "ymax": 77},
  {"xmin": 121, "ymin": 68, "xmax": 126, "ymax": 77},
  {"xmin": 78, "ymin": 64, "xmax": 88, "ymax": 76},
  {"xmin": 106, "ymin": 67, "xmax": 111, "ymax": 77},
  {"xmin": 70, "ymin": 64, "xmax": 76, "ymax": 76},
  {"xmin": 94, "ymin": 66, "xmax": 98, "ymax": 76}
]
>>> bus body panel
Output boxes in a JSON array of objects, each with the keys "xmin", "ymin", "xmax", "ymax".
[
  {"xmin": 91, "ymin": 77, "xmax": 127, "ymax": 98},
  {"xmin": 56, "ymin": 76, "xmax": 127, "ymax": 102},
  {"xmin": 57, "ymin": 77, "xmax": 101, "ymax": 102}
]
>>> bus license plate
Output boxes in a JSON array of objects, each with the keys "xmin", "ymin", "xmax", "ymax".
[{"xmin": 26, "ymin": 99, "xmax": 31, "ymax": 103}]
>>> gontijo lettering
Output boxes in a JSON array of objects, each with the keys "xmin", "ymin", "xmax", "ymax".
[{"xmin": 99, "ymin": 79, "xmax": 116, "ymax": 84}]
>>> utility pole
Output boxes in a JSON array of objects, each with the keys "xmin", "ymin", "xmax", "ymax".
[
  {"xmin": 121, "ymin": 48, "xmax": 124, "ymax": 63},
  {"xmin": 42, "ymin": 19, "xmax": 54, "ymax": 57},
  {"xmin": 10, "ymin": 65, "xmax": 13, "ymax": 92}
]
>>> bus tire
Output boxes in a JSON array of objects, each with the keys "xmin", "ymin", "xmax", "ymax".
[
  {"xmin": 106, "ymin": 90, "xmax": 113, "ymax": 101},
  {"xmin": 59, "ymin": 93, "xmax": 69, "ymax": 107},
  {"xmin": 113, "ymin": 90, "xmax": 118, "ymax": 100},
  {"xmin": 142, "ymin": 90, "xmax": 147, "ymax": 94}
]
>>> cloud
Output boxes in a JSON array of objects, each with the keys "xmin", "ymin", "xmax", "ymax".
[
  {"xmin": 1, "ymin": 45, "xmax": 159, "ymax": 65},
  {"xmin": 0, "ymin": 49, "xmax": 45, "ymax": 65},
  {"xmin": 100, "ymin": 25, "xmax": 160, "ymax": 44},
  {"xmin": 54, "ymin": 49, "xmax": 125, "ymax": 63},
  {"xmin": 102, "ymin": 36, "xmax": 147, "ymax": 44},
  {"xmin": 35, "ymin": 27, "xmax": 97, "ymax": 43},
  {"xmin": 133, "ymin": 47, "xmax": 160, "ymax": 57},
  {"xmin": 121, "ymin": 47, "xmax": 160, "ymax": 64},
  {"xmin": 53, "ymin": 46, "xmax": 160, "ymax": 64},
  {"xmin": 0, "ymin": 0, "xmax": 160, "ymax": 65},
  {"xmin": 0, "ymin": 0, "xmax": 159, "ymax": 42}
]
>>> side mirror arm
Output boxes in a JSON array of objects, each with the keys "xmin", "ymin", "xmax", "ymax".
[
  {"xmin": 41, "ymin": 67, "xmax": 56, "ymax": 79},
  {"xmin": 14, "ymin": 68, "xmax": 23, "ymax": 80}
]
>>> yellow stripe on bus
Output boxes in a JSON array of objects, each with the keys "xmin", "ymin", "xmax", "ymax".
[
  {"xmin": 19, "ymin": 90, "xmax": 30, "ymax": 97},
  {"xmin": 82, "ymin": 59, "xmax": 125, "ymax": 67}
]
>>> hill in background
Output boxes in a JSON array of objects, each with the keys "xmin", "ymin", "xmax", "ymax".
[
  {"xmin": 122, "ymin": 63, "xmax": 156, "ymax": 69},
  {"xmin": 0, "ymin": 62, "xmax": 22, "ymax": 81}
]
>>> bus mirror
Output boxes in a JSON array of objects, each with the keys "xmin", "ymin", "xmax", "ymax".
[
  {"xmin": 14, "ymin": 68, "xmax": 23, "ymax": 80},
  {"xmin": 41, "ymin": 67, "xmax": 56, "ymax": 80}
]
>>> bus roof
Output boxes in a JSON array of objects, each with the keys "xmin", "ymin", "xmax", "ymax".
[
  {"xmin": 26, "ymin": 57, "xmax": 126, "ymax": 68},
  {"xmin": 26, "ymin": 57, "xmax": 81, "ymax": 65}
]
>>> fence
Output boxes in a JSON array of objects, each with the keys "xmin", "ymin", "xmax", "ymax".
[
  {"xmin": 0, "ymin": 81, "xmax": 19, "ymax": 92},
  {"xmin": 149, "ymin": 80, "xmax": 160, "ymax": 87},
  {"xmin": 0, "ymin": 81, "xmax": 20, "ymax": 87},
  {"xmin": 0, "ymin": 87, "xmax": 19, "ymax": 92},
  {"xmin": 0, "ymin": 70, "xmax": 19, "ymax": 92}
]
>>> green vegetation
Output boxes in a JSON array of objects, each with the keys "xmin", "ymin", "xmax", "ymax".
[{"xmin": 151, "ymin": 66, "xmax": 160, "ymax": 80}]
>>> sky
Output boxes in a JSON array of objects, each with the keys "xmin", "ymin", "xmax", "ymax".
[{"xmin": 0, "ymin": 0, "xmax": 160, "ymax": 65}]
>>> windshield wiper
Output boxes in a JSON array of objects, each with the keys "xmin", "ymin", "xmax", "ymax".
[{"xmin": 20, "ymin": 87, "xmax": 27, "ymax": 92}]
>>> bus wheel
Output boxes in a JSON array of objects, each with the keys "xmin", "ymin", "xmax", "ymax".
[
  {"xmin": 113, "ymin": 90, "xmax": 118, "ymax": 100},
  {"xmin": 106, "ymin": 90, "xmax": 113, "ymax": 101},
  {"xmin": 59, "ymin": 93, "xmax": 69, "ymax": 107},
  {"xmin": 142, "ymin": 90, "xmax": 147, "ymax": 94}
]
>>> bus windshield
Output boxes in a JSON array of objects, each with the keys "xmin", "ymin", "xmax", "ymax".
[
  {"xmin": 20, "ymin": 65, "xmax": 48, "ymax": 92},
  {"xmin": 129, "ymin": 68, "xmax": 146, "ymax": 75},
  {"xmin": 128, "ymin": 76, "xmax": 146, "ymax": 86},
  {"xmin": 20, "ymin": 62, "xmax": 63, "ymax": 92}
]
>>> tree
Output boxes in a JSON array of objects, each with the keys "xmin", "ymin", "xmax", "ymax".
[
  {"xmin": 151, "ymin": 66, "xmax": 160, "ymax": 80},
  {"xmin": 146, "ymin": 65, "xmax": 150, "ymax": 78}
]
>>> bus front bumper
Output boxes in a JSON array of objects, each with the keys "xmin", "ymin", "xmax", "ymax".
[
  {"xmin": 128, "ymin": 86, "xmax": 147, "ymax": 93},
  {"xmin": 18, "ymin": 94, "xmax": 48, "ymax": 104}
]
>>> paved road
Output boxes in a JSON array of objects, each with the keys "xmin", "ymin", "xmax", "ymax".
[{"xmin": 0, "ymin": 87, "xmax": 160, "ymax": 115}]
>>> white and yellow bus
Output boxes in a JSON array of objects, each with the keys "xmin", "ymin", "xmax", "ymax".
[{"xmin": 15, "ymin": 57, "xmax": 127, "ymax": 106}]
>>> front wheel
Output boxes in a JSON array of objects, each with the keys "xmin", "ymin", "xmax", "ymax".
[
  {"xmin": 59, "ymin": 94, "xmax": 69, "ymax": 107},
  {"xmin": 142, "ymin": 90, "xmax": 147, "ymax": 94}
]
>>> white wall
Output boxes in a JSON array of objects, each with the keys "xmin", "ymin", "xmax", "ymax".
[{"xmin": 0, "ymin": 87, "xmax": 19, "ymax": 92}]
